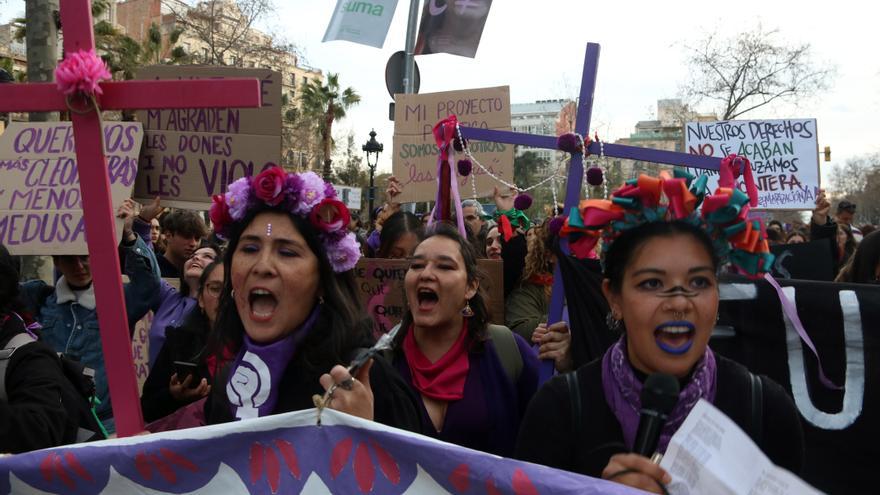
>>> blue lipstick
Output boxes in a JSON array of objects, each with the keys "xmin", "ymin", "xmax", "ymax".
[{"xmin": 654, "ymin": 320, "xmax": 695, "ymax": 355}]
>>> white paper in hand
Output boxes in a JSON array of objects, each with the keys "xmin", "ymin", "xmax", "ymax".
[{"xmin": 659, "ymin": 399, "xmax": 824, "ymax": 495}]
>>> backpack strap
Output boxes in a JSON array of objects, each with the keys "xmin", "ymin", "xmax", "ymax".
[
  {"xmin": 487, "ymin": 324, "xmax": 523, "ymax": 385},
  {"xmin": 565, "ymin": 371, "xmax": 582, "ymax": 438},
  {"xmin": 0, "ymin": 333, "xmax": 38, "ymax": 402},
  {"xmin": 749, "ymin": 371, "xmax": 763, "ymax": 445}
]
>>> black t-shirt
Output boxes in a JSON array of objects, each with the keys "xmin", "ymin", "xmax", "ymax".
[
  {"xmin": 157, "ymin": 255, "xmax": 181, "ymax": 279},
  {"xmin": 515, "ymin": 353, "xmax": 805, "ymax": 477}
]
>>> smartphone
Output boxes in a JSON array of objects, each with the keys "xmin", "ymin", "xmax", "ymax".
[{"xmin": 173, "ymin": 361, "xmax": 201, "ymax": 388}]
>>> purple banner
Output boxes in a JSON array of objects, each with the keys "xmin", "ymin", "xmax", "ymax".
[{"xmin": 0, "ymin": 408, "xmax": 643, "ymax": 494}]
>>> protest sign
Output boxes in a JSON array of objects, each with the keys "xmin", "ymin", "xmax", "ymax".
[
  {"xmin": 684, "ymin": 118, "xmax": 820, "ymax": 209},
  {"xmin": 322, "ymin": 0, "xmax": 398, "ymax": 48},
  {"xmin": 0, "ymin": 121, "xmax": 143, "ymax": 255},
  {"xmin": 713, "ymin": 277, "xmax": 880, "ymax": 493},
  {"xmin": 131, "ymin": 311, "xmax": 152, "ymax": 394},
  {"xmin": 333, "ymin": 184, "xmax": 363, "ymax": 211},
  {"xmin": 355, "ymin": 258, "xmax": 504, "ymax": 337},
  {"xmin": 770, "ymin": 239, "xmax": 837, "ymax": 281},
  {"xmin": 0, "ymin": 408, "xmax": 640, "ymax": 494},
  {"xmin": 393, "ymin": 86, "xmax": 513, "ymax": 203},
  {"xmin": 134, "ymin": 66, "xmax": 282, "ymax": 209}
]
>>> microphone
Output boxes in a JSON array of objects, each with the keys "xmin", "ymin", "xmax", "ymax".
[{"xmin": 632, "ymin": 373, "xmax": 680, "ymax": 460}]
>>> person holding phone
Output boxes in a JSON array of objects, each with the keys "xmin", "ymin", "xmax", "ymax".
[{"xmin": 141, "ymin": 259, "xmax": 226, "ymax": 422}]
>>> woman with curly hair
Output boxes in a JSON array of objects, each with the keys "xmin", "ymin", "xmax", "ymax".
[{"xmin": 505, "ymin": 222, "xmax": 555, "ymax": 341}]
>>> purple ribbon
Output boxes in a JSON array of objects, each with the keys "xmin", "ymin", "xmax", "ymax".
[{"xmin": 764, "ymin": 273, "xmax": 841, "ymax": 390}]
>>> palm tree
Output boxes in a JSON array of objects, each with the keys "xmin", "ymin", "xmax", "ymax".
[{"xmin": 299, "ymin": 73, "xmax": 360, "ymax": 179}]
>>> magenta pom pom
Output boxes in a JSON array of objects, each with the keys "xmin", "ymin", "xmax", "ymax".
[
  {"xmin": 586, "ymin": 166, "xmax": 604, "ymax": 186},
  {"xmin": 457, "ymin": 159, "xmax": 472, "ymax": 176},
  {"xmin": 453, "ymin": 137, "xmax": 467, "ymax": 152},
  {"xmin": 514, "ymin": 193, "xmax": 533, "ymax": 211},
  {"xmin": 556, "ymin": 133, "xmax": 583, "ymax": 154},
  {"xmin": 548, "ymin": 216, "xmax": 565, "ymax": 236}
]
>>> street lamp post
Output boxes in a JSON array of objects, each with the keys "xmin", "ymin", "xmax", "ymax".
[{"xmin": 362, "ymin": 129, "xmax": 384, "ymax": 224}]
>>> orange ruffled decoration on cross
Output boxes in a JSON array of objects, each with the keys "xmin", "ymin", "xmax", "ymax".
[{"xmin": 559, "ymin": 155, "xmax": 774, "ymax": 278}]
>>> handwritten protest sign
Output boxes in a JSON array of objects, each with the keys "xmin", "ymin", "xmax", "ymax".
[
  {"xmin": 393, "ymin": 86, "xmax": 513, "ymax": 203},
  {"xmin": 0, "ymin": 121, "xmax": 143, "ymax": 255},
  {"xmin": 134, "ymin": 66, "xmax": 281, "ymax": 209},
  {"xmin": 131, "ymin": 311, "xmax": 152, "ymax": 394},
  {"xmin": 355, "ymin": 258, "xmax": 504, "ymax": 337},
  {"xmin": 684, "ymin": 118, "xmax": 820, "ymax": 209}
]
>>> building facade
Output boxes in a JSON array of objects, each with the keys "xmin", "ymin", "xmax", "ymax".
[
  {"xmin": 115, "ymin": 0, "xmax": 324, "ymax": 170},
  {"xmin": 510, "ymin": 99, "xmax": 574, "ymax": 178},
  {"xmin": 611, "ymin": 99, "xmax": 716, "ymax": 180}
]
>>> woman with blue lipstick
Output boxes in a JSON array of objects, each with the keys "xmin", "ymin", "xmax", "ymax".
[{"xmin": 515, "ymin": 161, "xmax": 804, "ymax": 494}]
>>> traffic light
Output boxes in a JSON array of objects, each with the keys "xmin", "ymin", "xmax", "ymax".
[{"xmin": 823, "ymin": 146, "xmax": 831, "ymax": 162}]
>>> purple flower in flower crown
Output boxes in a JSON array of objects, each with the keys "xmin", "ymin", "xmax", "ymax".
[
  {"xmin": 283, "ymin": 173, "xmax": 304, "ymax": 207},
  {"xmin": 225, "ymin": 177, "xmax": 252, "ymax": 220},
  {"xmin": 293, "ymin": 172, "xmax": 327, "ymax": 215},
  {"xmin": 324, "ymin": 182, "xmax": 338, "ymax": 199},
  {"xmin": 326, "ymin": 233, "xmax": 361, "ymax": 272}
]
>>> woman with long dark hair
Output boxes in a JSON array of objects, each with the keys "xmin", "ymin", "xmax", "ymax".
[
  {"xmin": 202, "ymin": 167, "xmax": 420, "ymax": 429},
  {"xmin": 141, "ymin": 259, "xmax": 225, "ymax": 423},
  {"xmin": 389, "ymin": 223, "xmax": 543, "ymax": 456},
  {"xmin": 516, "ymin": 168, "xmax": 804, "ymax": 493}
]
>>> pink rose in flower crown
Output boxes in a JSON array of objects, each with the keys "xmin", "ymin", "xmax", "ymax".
[
  {"xmin": 209, "ymin": 194, "xmax": 233, "ymax": 236},
  {"xmin": 310, "ymin": 198, "xmax": 351, "ymax": 234},
  {"xmin": 251, "ymin": 166, "xmax": 287, "ymax": 205}
]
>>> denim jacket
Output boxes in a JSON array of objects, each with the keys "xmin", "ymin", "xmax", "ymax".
[{"xmin": 19, "ymin": 235, "xmax": 161, "ymax": 425}]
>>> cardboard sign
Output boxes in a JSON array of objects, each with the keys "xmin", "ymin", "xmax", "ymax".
[
  {"xmin": 355, "ymin": 258, "xmax": 504, "ymax": 337},
  {"xmin": 0, "ymin": 121, "xmax": 143, "ymax": 255},
  {"xmin": 131, "ymin": 310, "xmax": 152, "ymax": 395},
  {"xmin": 134, "ymin": 66, "xmax": 282, "ymax": 209},
  {"xmin": 393, "ymin": 86, "xmax": 513, "ymax": 203},
  {"xmin": 684, "ymin": 119, "xmax": 820, "ymax": 210}
]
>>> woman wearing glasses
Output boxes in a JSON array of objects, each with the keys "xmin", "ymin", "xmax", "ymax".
[{"xmin": 141, "ymin": 259, "xmax": 226, "ymax": 422}]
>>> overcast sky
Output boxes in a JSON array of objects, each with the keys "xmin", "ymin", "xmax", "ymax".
[{"xmin": 3, "ymin": 0, "xmax": 878, "ymax": 185}]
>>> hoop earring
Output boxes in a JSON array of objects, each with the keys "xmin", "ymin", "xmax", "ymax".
[
  {"xmin": 461, "ymin": 300, "xmax": 474, "ymax": 318},
  {"xmin": 605, "ymin": 311, "xmax": 621, "ymax": 331},
  {"xmin": 230, "ymin": 289, "xmax": 235, "ymax": 299}
]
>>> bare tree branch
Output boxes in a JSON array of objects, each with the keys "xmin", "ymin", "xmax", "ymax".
[{"xmin": 680, "ymin": 26, "xmax": 835, "ymax": 120}]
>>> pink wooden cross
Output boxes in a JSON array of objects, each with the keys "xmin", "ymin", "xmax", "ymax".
[{"xmin": 0, "ymin": 0, "xmax": 262, "ymax": 436}]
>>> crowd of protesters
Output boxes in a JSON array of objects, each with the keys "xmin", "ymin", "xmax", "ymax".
[{"xmin": 2, "ymin": 167, "xmax": 877, "ymax": 494}]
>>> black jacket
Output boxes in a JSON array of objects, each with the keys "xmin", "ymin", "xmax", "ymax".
[
  {"xmin": 0, "ymin": 314, "xmax": 70, "ymax": 454},
  {"xmin": 515, "ymin": 353, "xmax": 805, "ymax": 477},
  {"xmin": 141, "ymin": 309, "xmax": 211, "ymax": 423},
  {"xmin": 204, "ymin": 314, "xmax": 423, "ymax": 433}
]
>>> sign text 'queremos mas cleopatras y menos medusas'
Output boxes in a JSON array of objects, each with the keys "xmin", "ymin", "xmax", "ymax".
[
  {"xmin": 393, "ymin": 86, "xmax": 513, "ymax": 203},
  {"xmin": 684, "ymin": 118, "xmax": 820, "ymax": 210},
  {"xmin": 133, "ymin": 66, "xmax": 282, "ymax": 210},
  {"xmin": 0, "ymin": 122, "xmax": 143, "ymax": 255}
]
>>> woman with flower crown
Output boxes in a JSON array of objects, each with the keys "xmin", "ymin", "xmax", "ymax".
[
  {"xmin": 202, "ymin": 166, "xmax": 421, "ymax": 429},
  {"xmin": 515, "ymin": 159, "xmax": 804, "ymax": 494}
]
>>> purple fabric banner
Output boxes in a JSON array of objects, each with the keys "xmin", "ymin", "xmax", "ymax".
[
  {"xmin": 414, "ymin": 0, "xmax": 493, "ymax": 58},
  {"xmin": 0, "ymin": 408, "xmax": 644, "ymax": 494}
]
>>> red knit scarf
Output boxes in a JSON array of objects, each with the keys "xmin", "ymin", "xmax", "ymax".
[{"xmin": 403, "ymin": 321, "xmax": 470, "ymax": 401}]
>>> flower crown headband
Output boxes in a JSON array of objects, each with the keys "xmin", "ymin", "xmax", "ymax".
[
  {"xmin": 209, "ymin": 166, "xmax": 361, "ymax": 273},
  {"xmin": 560, "ymin": 154, "xmax": 774, "ymax": 278}
]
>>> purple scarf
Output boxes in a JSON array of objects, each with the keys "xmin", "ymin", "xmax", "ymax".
[
  {"xmin": 601, "ymin": 337, "xmax": 717, "ymax": 454},
  {"xmin": 226, "ymin": 306, "xmax": 320, "ymax": 420}
]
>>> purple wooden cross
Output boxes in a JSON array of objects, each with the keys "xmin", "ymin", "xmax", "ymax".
[
  {"xmin": 0, "ymin": 0, "xmax": 262, "ymax": 436},
  {"xmin": 459, "ymin": 44, "xmax": 722, "ymax": 380}
]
